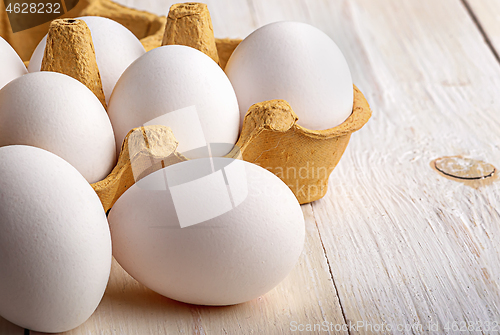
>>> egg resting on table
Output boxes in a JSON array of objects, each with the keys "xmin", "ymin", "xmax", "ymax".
[
  {"xmin": 109, "ymin": 157, "xmax": 305, "ymax": 306},
  {"xmin": 0, "ymin": 145, "xmax": 112, "ymax": 333}
]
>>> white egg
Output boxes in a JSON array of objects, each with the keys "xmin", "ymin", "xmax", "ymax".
[
  {"xmin": 28, "ymin": 16, "xmax": 145, "ymax": 103},
  {"xmin": 0, "ymin": 72, "xmax": 116, "ymax": 183},
  {"xmin": 0, "ymin": 145, "xmax": 111, "ymax": 333},
  {"xmin": 225, "ymin": 21, "xmax": 353, "ymax": 131},
  {"xmin": 107, "ymin": 45, "xmax": 240, "ymax": 159},
  {"xmin": 109, "ymin": 157, "xmax": 305, "ymax": 305},
  {"xmin": 0, "ymin": 36, "xmax": 27, "ymax": 90}
]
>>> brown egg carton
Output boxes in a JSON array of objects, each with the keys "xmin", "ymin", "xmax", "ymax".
[
  {"xmin": 0, "ymin": 0, "xmax": 166, "ymax": 61},
  {"xmin": 2, "ymin": 1, "xmax": 371, "ymax": 209}
]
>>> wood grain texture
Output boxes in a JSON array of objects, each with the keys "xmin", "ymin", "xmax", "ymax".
[
  {"xmin": 464, "ymin": 0, "xmax": 500, "ymax": 62},
  {"xmin": 0, "ymin": 317, "xmax": 24, "ymax": 335},
  {"xmin": 286, "ymin": 0, "xmax": 500, "ymax": 332},
  {"xmin": 33, "ymin": 206, "xmax": 346, "ymax": 335}
]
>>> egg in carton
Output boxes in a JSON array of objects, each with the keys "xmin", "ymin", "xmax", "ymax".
[
  {"xmin": 29, "ymin": 2, "xmax": 370, "ymax": 211},
  {"xmin": 0, "ymin": 0, "xmax": 166, "ymax": 61}
]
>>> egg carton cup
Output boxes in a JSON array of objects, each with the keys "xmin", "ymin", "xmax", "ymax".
[{"xmin": 2, "ymin": 1, "xmax": 371, "ymax": 210}]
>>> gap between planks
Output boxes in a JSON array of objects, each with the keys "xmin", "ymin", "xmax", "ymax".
[
  {"xmin": 460, "ymin": 0, "xmax": 500, "ymax": 64},
  {"xmin": 309, "ymin": 202, "xmax": 351, "ymax": 335}
]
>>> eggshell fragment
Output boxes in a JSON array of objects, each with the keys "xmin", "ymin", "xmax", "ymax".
[
  {"xmin": 0, "ymin": 72, "xmax": 116, "ymax": 183},
  {"xmin": 0, "ymin": 145, "xmax": 112, "ymax": 333},
  {"xmin": 29, "ymin": 16, "xmax": 145, "ymax": 103},
  {"xmin": 0, "ymin": 36, "xmax": 27, "ymax": 90},
  {"xmin": 109, "ymin": 157, "xmax": 305, "ymax": 306},
  {"xmin": 225, "ymin": 21, "xmax": 353, "ymax": 130},
  {"xmin": 107, "ymin": 45, "xmax": 240, "ymax": 159}
]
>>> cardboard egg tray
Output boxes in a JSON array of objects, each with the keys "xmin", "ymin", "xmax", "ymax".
[{"xmin": 0, "ymin": 0, "xmax": 371, "ymax": 209}]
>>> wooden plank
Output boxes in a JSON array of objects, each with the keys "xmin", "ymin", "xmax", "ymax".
[
  {"xmin": 32, "ymin": 206, "xmax": 346, "ymax": 334},
  {"xmin": 247, "ymin": 0, "xmax": 500, "ymax": 332},
  {"xmin": 464, "ymin": 0, "xmax": 500, "ymax": 61},
  {"xmin": 0, "ymin": 317, "xmax": 24, "ymax": 335}
]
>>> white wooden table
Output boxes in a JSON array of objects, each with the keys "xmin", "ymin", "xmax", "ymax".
[{"xmin": 2, "ymin": 0, "xmax": 500, "ymax": 334}]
